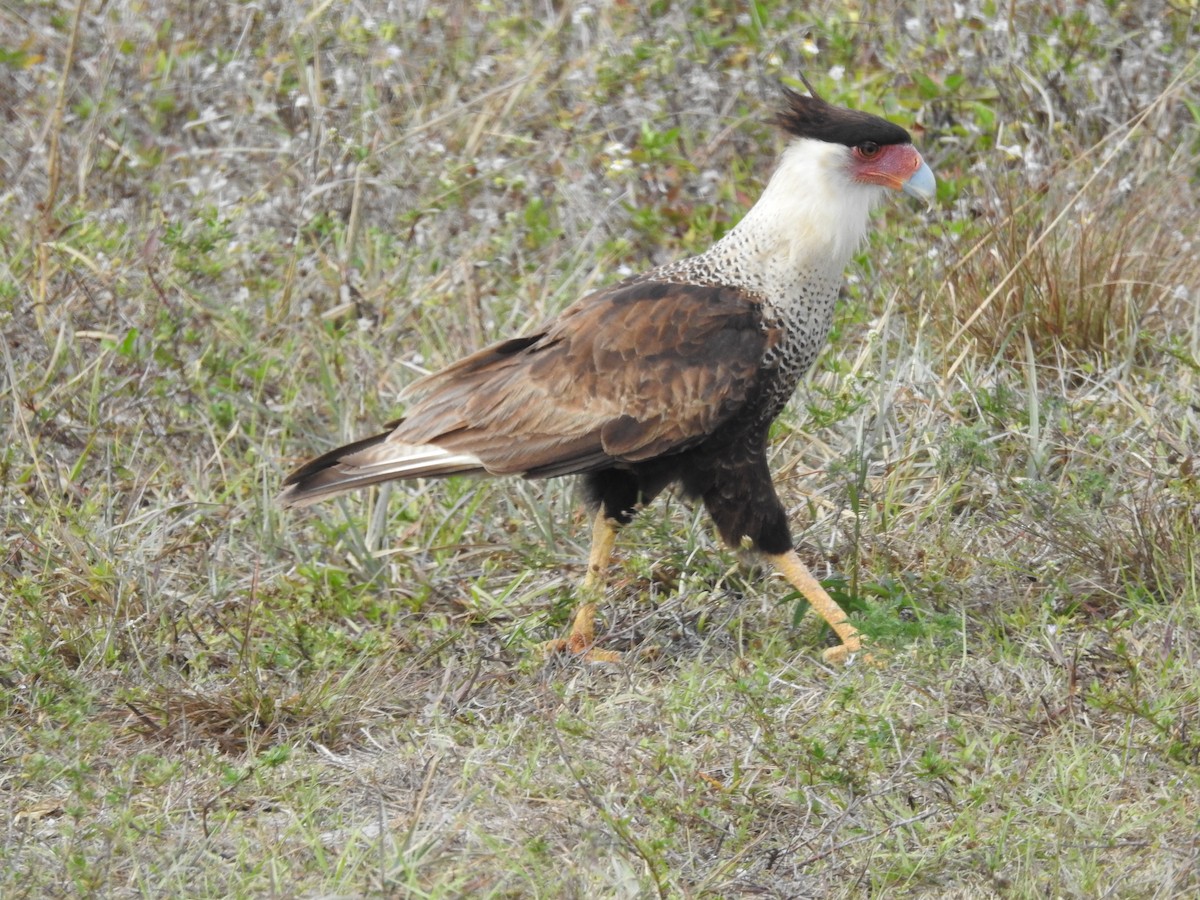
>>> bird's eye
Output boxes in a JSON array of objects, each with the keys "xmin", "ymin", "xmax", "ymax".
[{"xmin": 857, "ymin": 141, "xmax": 881, "ymax": 159}]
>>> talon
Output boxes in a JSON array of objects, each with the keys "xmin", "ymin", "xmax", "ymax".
[
  {"xmin": 539, "ymin": 637, "xmax": 624, "ymax": 665},
  {"xmin": 821, "ymin": 636, "xmax": 878, "ymax": 667},
  {"xmin": 821, "ymin": 643, "xmax": 857, "ymax": 665},
  {"xmin": 539, "ymin": 595, "xmax": 623, "ymax": 664}
]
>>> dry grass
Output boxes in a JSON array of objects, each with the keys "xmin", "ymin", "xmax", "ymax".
[
  {"xmin": 2, "ymin": 0, "xmax": 1199, "ymax": 896},
  {"xmin": 936, "ymin": 145, "xmax": 1198, "ymax": 365}
]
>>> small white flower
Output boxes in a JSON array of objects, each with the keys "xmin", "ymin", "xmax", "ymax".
[{"xmin": 471, "ymin": 56, "xmax": 496, "ymax": 79}]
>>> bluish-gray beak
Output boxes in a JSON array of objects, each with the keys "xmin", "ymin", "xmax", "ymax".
[{"xmin": 902, "ymin": 160, "xmax": 937, "ymax": 205}]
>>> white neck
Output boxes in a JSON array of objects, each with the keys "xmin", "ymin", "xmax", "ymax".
[
  {"xmin": 740, "ymin": 139, "xmax": 881, "ymax": 263},
  {"xmin": 696, "ymin": 138, "xmax": 887, "ymax": 303}
]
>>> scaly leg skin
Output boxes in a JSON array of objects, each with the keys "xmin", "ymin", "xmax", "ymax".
[
  {"xmin": 766, "ymin": 549, "xmax": 870, "ymax": 666},
  {"xmin": 541, "ymin": 511, "xmax": 623, "ymax": 664}
]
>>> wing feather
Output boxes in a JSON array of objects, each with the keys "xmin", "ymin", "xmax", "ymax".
[
  {"xmin": 280, "ymin": 278, "xmax": 776, "ymax": 504},
  {"xmin": 395, "ymin": 279, "xmax": 774, "ymax": 473}
]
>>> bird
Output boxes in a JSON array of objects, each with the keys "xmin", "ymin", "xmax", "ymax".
[{"xmin": 280, "ymin": 75, "xmax": 935, "ymax": 665}]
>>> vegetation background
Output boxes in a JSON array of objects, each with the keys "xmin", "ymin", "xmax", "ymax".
[{"xmin": 2, "ymin": 0, "xmax": 1198, "ymax": 896}]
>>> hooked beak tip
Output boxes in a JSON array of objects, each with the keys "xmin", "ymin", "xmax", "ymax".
[{"xmin": 902, "ymin": 159, "xmax": 937, "ymax": 206}]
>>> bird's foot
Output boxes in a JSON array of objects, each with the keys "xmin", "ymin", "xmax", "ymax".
[
  {"xmin": 538, "ymin": 601, "xmax": 624, "ymax": 665},
  {"xmin": 821, "ymin": 635, "xmax": 878, "ymax": 667},
  {"xmin": 539, "ymin": 636, "xmax": 624, "ymax": 665}
]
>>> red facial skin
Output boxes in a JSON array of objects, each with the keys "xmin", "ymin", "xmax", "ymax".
[{"xmin": 850, "ymin": 142, "xmax": 926, "ymax": 191}]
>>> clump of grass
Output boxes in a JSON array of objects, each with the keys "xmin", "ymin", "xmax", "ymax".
[
  {"xmin": 934, "ymin": 112, "xmax": 1198, "ymax": 366},
  {"xmin": 1011, "ymin": 455, "xmax": 1200, "ymax": 614}
]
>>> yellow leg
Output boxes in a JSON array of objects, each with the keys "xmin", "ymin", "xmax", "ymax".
[
  {"xmin": 541, "ymin": 511, "xmax": 623, "ymax": 664},
  {"xmin": 582, "ymin": 508, "xmax": 618, "ymax": 593},
  {"xmin": 766, "ymin": 549, "xmax": 866, "ymax": 665}
]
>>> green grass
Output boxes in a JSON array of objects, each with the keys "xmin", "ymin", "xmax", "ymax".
[{"xmin": 2, "ymin": 0, "xmax": 1199, "ymax": 896}]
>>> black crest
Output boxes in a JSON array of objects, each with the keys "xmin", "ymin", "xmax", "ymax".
[{"xmin": 775, "ymin": 74, "xmax": 911, "ymax": 148}]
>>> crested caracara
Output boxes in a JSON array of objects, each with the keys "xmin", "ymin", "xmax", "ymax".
[{"xmin": 280, "ymin": 75, "xmax": 935, "ymax": 665}]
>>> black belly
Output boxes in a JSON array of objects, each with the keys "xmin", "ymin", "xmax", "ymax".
[{"xmin": 581, "ymin": 417, "xmax": 793, "ymax": 556}]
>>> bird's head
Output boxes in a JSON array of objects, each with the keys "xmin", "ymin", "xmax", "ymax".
[
  {"xmin": 733, "ymin": 75, "xmax": 935, "ymax": 269},
  {"xmin": 775, "ymin": 76, "xmax": 936, "ymax": 206}
]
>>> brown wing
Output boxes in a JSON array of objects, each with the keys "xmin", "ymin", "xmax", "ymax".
[
  {"xmin": 279, "ymin": 279, "xmax": 778, "ymax": 506},
  {"xmin": 387, "ymin": 279, "xmax": 777, "ymax": 477}
]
